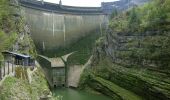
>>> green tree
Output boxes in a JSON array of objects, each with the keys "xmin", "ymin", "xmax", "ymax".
[{"xmin": 128, "ymin": 7, "xmax": 140, "ymax": 32}]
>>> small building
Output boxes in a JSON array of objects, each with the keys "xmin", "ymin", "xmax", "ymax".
[
  {"xmin": 38, "ymin": 53, "xmax": 76, "ymax": 88},
  {"xmin": 2, "ymin": 51, "xmax": 35, "ymax": 66},
  {"xmin": 38, "ymin": 55, "xmax": 66, "ymax": 88},
  {"xmin": 49, "ymin": 58, "xmax": 65, "ymax": 87}
]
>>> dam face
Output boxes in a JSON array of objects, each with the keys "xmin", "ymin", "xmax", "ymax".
[{"xmin": 20, "ymin": 3, "xmax": 107, "ymax": 52}]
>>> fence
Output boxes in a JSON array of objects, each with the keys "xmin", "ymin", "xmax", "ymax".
[{"xmin": 0, "ymin": 60, "xmax": 15, "ymax": 80}]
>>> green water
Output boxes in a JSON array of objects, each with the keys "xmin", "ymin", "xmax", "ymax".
[{"xmin": 52, "ymin": 88, "xmax": 112, "ymax": 100}]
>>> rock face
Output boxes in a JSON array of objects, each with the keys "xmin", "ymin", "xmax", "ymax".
[
  {"xmin": 0, "ymin": 0, "xmax": 36, "ymax": 60},
  {"xmin": 101, "ymin": 0, "xmax": 149, "ymax": 14},
  {"xmin": 0, "ymin": 1, "xmax": 46, "ymax": 100},
  {"xmin": 80, "ymin": 0, "xmax": 170, "ymax": 100}
]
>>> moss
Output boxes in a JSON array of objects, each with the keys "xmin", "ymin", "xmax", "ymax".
[
  {"xmin": 92, "ymin": 56, "xmax": 170, "ymax": 99},
  {"xmin": 91, "ymin": 76, "xmax": 142, "ymax": 100}
]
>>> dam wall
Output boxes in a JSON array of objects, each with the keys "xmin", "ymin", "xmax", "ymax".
[{"xmin": 20, "ymin": 0, "xmax": 107, "ymax": 52}]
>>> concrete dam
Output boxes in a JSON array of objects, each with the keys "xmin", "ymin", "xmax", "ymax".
[
  {"xmin": 20, "ymin": 0, "xmax": 107, "ymax": 52},
  {"xmin": 18, "ymin": 0, "xmax": 108, "ymax": 87}
]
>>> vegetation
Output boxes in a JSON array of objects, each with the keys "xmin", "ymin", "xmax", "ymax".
[
  {"xmin": 80, "ymin": 56, "xmax": 170, "ymax": 99},
  {"xmin": 80, "ymin": 0, "xmax": 170, "ymax": 99},
  {"xmin": 0, "ymin": 0, "xmax": 17, "ymax": 60},
  {"xmin": 109, "ymin": 0, "xmax": 170, "ymax": 69},
  {"xmin": 0, "ymin": 0, "xmax": 15, "ymax": 32},
  {"xmin": 15, "ymin": 66, "xmax": 28, "ymax": 80},
  {"xmin": 0, "ymin": 31, "xmax": 17, "ymax": 60},
  {"xmin": 0, "ymin": 67, "xmax": 51, "ymax": 100},
  {"xmin": 0, "ymin": 0, "xmax": 37, "ymax": 61},
  {"xmin": 0, "ymin": 1, "xmax": 42, "ymax": 100}
]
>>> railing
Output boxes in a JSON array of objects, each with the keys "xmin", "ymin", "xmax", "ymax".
[
  {"xmin": 0, "ymin": 60, "xmax": 15, "ymax": 80},
  {"xmin": 19, "ymin": 0, "xmax": 104, "ymax": 15}
]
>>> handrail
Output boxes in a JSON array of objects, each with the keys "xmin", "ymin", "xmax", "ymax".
[{"xmin": 19, "ymin": 0, "xmax": 104, "ymax": 15}]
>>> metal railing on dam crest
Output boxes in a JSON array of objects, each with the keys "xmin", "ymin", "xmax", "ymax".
[{"xmin": 19, "ymin": 0, "xmax": 108, "ymax": 52}]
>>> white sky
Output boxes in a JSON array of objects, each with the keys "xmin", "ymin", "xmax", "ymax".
[{"xmin": 43, "ymin": 0, "xmax": 118, "ymax": 7}]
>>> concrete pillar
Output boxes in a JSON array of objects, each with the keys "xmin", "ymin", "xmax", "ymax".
[
  {"xmin": 0, "ymin": 67, "xmax": 2, "ymax": 80},
  {"xmin": 0, "ymin": 61, "xmax": 2, "ymax": 80},
  {"xmin": 65, "ymin": 62, "xmax": 68, "ymax": 88},
  {"xmin": 59, "ymin": 0, "xmax": 62, "ymax": 5},
  {"xmin": 8, "ymin": 61, "xmax": 9, "ymax": 74},
  {"xmin": 41, "ymin": 0, "xmax": 44, "ymax": 5},
  {"xmin": 4, "ymin": 62, "xmax": 5, "ymax": 77},
  {"xmin": 12, "ymin": 60, "xmax": 14, "ymax": 73}
]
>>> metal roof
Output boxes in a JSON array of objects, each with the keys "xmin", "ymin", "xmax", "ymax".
[{"xmin": 2, "ymin": 51, "xmax": 30, "ymax": 58}]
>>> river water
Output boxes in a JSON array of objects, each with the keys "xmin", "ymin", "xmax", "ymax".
[{"xmin": 52, "ymin": 88, "xmax": 112, "ymax": 100}]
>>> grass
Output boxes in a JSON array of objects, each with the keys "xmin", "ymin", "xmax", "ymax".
[{"xmin": 0, "ymin": 76, "xmax": 32, "ymax": 100}]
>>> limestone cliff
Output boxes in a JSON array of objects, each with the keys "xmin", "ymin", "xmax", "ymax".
[
  {"xmin": 0, "ymin": 0, "xmax": 51, "ymax": 100},
  {"xmin": 0, "ymin": 0, "xmax": 36, "ymax": 61},
  {"xmin": 80, "ymin": 0, "xmax": 170, "ymax": 100}
]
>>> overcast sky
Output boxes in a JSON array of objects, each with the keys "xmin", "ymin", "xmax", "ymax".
[{"xmin": 43, "ymin": 0, "xmax": 118, "ymax": 7}]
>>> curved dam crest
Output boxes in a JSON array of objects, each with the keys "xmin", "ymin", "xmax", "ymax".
[{"xmin": 20, "ymin": 1, "xmax": 107, "ymax": 52}]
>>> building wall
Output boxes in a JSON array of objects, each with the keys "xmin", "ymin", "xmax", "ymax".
[
  {"xmin": 37, "ymin": 56, "xmax": 53, "ymax": 87},
  {"xmin": 53, "ymin": 68, "xmax": 65, "ymax": 87}
]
